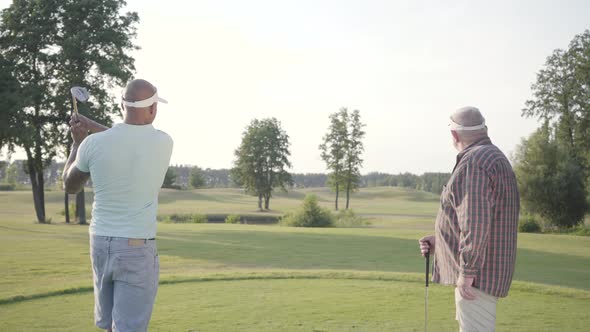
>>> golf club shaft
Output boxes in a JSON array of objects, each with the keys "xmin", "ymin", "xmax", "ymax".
[
  {"xmin": 425, "ymin": 287, "xmax": 428, "ymax": 332},
  {"xmin": 425, "ymin": 251, "xmax": 430, "ymax": 332},
  {"xmin": 426, "ymin": 252, "xmax": 430, "ymax": 287},
  {"xmin": 72, "ymin": 95, "xmax": 78, "ymax": 114}
]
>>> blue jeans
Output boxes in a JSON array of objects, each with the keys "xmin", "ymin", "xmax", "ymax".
[{"xmin": 90, "ymin": 235, "xmax": 159, "ymax": 332}]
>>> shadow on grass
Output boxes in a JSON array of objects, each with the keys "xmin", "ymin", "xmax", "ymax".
[
  {"xmin": 157, "ymin": 230, "xmax": 423, "ymax": 273},
  {"xmin": 157, "ymin": 229, "xmax": 590, "ymax": 290}
]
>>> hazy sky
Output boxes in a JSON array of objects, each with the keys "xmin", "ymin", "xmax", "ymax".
[{"xmin": 2, "ymin": 0, "xmax": 589, "ymax": 173}]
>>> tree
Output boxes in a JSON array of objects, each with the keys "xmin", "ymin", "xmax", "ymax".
[
  {"xmin": 0, "ymin": 0, "xmax": 139, "ymax": 223},
  {"xmin": 0, "ymin": 0, "xmax": 60, "ymax": 222},
  {"xmin": 5, "ymin": 162, "xmax": 18, "ymax": 185},
  {"xmin": 513, "ymin": 125, "xmax": 587, "ymax": 228},
  {"xmin": 418, "ymin": 173, "xmax": 451, "ymax": 194},
  {"xmin": 0, "ymin": 160, "xmax": 6, "ymax": 181},
  {"xmin": 521, "ymin": 29, "xmax": 590, "ymax": 226},
  {"xmin": 54, "ymin": 0, "xmax": 139, "ymax": 225},
  {"xmin": 0, "ymin": 54, "xmax": 20, "ymax": 160},
  {"xmin": 189, "ymin": 166, "xmax": 206, "ymax": 188},
  {"xmin": 203, "ymin": 168, "xmax": 234, "ymax": 188},
  {"xmin": 319, "ymin": 109, "xmax": 348, "ymax": 210},
  {"xmin": 232, "ymin": 118, "xmax": 292, "ymax": 211},
  {"xmin": 162, "ymin": 167, "xmax": 177, "ymax": 189},
  {"xmin": 343, "ymin": 109, "xmax": 365, "ymax": 209},
  {"xmin": 523, "ymin": 30, "xmax": 590, "ymax": 190},
  {"xmin": 320, "ymin": 108, "xmax": 365, "ymax": 210},
  {"xmin": 291, "ymin": 173, "xmax": 329, "ymax": 188}
]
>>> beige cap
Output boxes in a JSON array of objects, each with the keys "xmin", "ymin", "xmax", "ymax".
[{"xmin": 449, "ymin": 106, "xmax": 486, "ymax": 131}]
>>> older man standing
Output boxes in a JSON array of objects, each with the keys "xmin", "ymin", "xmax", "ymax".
[
  {"xmin": 62, "ymin": 79, "xmax": 173, "ymax": 331},
  {"xmin": 419, "ymin": 106, "xmax": 520, "ymax": 331}
]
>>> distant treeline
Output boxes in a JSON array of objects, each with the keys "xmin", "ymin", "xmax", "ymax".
[
  {"xmin": 0, "ymin": 160, "xmax": 63, "ymax": 186},
  {"xmin": 0, "ymin": 161, "xmax": 450, "ymax": 195},
  {"xmin": 362, "ymin": 172, "xmax": 451, "ymax": 194},
  {"xmin": 160, "ymin": 166, "xmax": 451, "ymax": 194}
]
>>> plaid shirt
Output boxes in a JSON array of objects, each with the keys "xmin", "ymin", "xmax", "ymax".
[{"xmin": 432, "ymin": 137, "xmax": 520, "ymax": 297}]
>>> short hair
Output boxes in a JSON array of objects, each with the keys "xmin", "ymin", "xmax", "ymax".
[{"xmin": 122, "ymin": 79, "xmax": 156, "ymax": 111}]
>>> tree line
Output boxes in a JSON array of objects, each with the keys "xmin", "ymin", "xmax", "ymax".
[{"xmin": 0, "ymin": 160, "xmax": 449, "ymax": 195}]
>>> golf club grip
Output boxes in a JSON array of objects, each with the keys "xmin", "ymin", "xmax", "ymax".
[
  {"xmin": 72, "ymin": 95, "xmax": 79, "ymax": 114},
  {"xmin": 425, "ymin": 252, "xmax": 430, "ymax": 287}
]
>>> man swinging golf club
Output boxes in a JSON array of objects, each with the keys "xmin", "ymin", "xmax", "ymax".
[
  {"xmin": 419, "ymin": 106, "xmax": 520, "ymax": 332},
  {"xmin": 62, "ymin": 79, "xmax": 173, "ymax": 332}
]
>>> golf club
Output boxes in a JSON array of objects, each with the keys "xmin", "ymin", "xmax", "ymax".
[
  {"xmin": 70, "ymin": 86, "xmax": 90, "ymax": 116},
  {"xmin": 425, "ymin": 248, "xmax": 430, "ymax": 332}
]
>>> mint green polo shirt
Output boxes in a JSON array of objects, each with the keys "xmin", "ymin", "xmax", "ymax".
[{"xmin": 74, "ymin": 123, "xmax": 173, "ymax": 239}]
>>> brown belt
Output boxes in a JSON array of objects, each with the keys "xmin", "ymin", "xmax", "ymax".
[{"xmin": 128, "ymin": 238, "xmax": 156, "ymax": 246}]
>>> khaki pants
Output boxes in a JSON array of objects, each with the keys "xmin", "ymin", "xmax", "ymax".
[{"xmin": 455, "ymin": 287, "xmax": 498, "ymax": 332}]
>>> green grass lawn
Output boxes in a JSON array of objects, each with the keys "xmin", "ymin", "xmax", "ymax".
[{"xmin": 1, "ymin": 187, "xmax": 589, "ymax": 331}]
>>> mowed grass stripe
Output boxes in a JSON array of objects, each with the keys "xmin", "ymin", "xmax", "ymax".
[
  {"xmin": 1, "ymin": 278, "xmax": 589, "ymax": 332},
  {"xmin": 2, "ymin": 271, "xmax": 589, "ymax": 306}
]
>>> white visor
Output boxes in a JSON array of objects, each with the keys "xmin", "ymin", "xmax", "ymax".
[
  {"xmin": 122, "ymin": 92, "xmax": 168, "ymax": 108},
  {"xmin": 449, "ymin": 118, "xmax": 486, "ymax": 131}
]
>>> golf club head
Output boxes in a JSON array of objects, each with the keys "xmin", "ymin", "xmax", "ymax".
[{"xmin": 70, "ymin": 86, "xmax": 90, "ymax": 102}]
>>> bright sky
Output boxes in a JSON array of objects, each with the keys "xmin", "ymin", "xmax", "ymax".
[{"xmin": 2, "ymin": 0, "xmax": 589, "ymax": 173}]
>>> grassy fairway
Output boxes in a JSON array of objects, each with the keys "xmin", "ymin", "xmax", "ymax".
[{"xmin": 1, "ymin": 187, "xmax": 589, "ymax": 331}]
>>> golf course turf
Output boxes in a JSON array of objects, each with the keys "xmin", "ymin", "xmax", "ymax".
[{"xmin": 1, "ymin": 187, "xmax": 588, "ymax": 331}]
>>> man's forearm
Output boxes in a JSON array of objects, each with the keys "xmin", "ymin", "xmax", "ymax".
[
  {"xmin": 87, "ymin": 118, "xmax": 109, "ymax": 133},
  {"xmin": 62, "ymin": 144, "xmax": 79, "ymax": 183}
]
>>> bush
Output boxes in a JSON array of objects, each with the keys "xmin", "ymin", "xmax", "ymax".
[
  {"xmin": 191, "ymin": 214, "xmax": 208, "ymax": 223},
  {"xmin": 0, "ymin": 183, "xmax": 16, "ymax": 191},
  {"xmin": 514, "ymin": 128, "xmax": 588, "ymax": 228},
  {"xmin": 518, "ymin": 214, "xmax": 542, "ymax": 233},
  {"xmin": 161, "ymin": 213, "xmax": 208, "ymax": 223},
  {"xmin": 334, "ymin": 209, "xmax": 370, "ymax": 227},
  {"xmin": 169, "ymin": 213, "xmax": 190, "ymax": 223},
  {"xmin": 544, "ymin": 224, "xmax": 590, "ymax": 236},
  {"xmin": 59, "ymin": 203, "xmax": 76, "ymax": 217},
  {"xmin": 162, "ymin": 184, "xmax": 183, "ymax": 190},
  {"xmin": 225, "ymin": 214, "xmax": 241, "ymax": 224},
  {"xmin": 571, "ymin": 225, "xmax": 590, "ymax": 236},
  {"xmin": 281, "ymin": 194, "xmax": 334, "ymax": 227}
]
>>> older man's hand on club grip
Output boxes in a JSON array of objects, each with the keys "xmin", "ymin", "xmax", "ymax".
[{"xmin": 419, "ymin": 235, "xmax": 435, "ymax": 257}]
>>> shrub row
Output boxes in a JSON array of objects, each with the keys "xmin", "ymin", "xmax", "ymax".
[
  {"xmin": 158, "ymin": 213, "xmax": 208, "ymax": 223},
  {"xmin": 0, "ymin": 183, "xmax": 16, "ymax": 191},
  {"xmin": 518, "ymin": 213, "xmax": 589, "ymax": 236}
]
